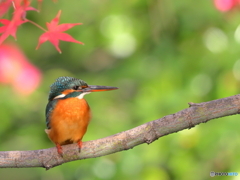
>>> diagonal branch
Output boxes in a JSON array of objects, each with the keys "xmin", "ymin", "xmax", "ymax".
[{"xmin": 0, "ymin": 94, "xmax": 240, "ymax": 170}]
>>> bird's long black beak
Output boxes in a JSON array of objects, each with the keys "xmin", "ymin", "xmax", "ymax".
[{"xmin": 82, "ymin": 85, "xmax": 118, "ymax": 92}]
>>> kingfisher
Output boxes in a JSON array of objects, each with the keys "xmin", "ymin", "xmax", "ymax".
[{"xmin": 45, "ymin": 76, "xmax": 118, "ymax": 156}]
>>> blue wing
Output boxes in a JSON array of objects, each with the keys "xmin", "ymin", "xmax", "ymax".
[{"xmin": 45, "ymin": 100, "xmax": 57, "ymax": 129}]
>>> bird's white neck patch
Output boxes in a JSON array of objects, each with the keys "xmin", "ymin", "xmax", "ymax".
[
  {"xmin": 53, "ymin": 92, "xmax": 91, "ymax": 100},
  {"xmin": 53, "ymin": 94, "xmax": 66, "ymax": 99},
  {"xmin": 77, "ymin": 92, "xmax": 91, "ymax": 99}
]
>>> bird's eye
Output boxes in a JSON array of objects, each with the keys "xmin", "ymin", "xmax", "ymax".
[{"xmin": 73, "ymin": 86, "xmax": 80, "ymax": 90}]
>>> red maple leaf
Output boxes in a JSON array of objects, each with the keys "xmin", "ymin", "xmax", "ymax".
[
  {"xmin": 0, "ymin": 19, "xmax": 26, "ymax": 40},
  {"xmin": 0, "ymin": 0, "xmax": 12, "ymax": 17},
  {"xmin": 0, "ymin": 0, "xmax": 37, "ymax": 44},
  {"xmin": 36, "ymin": 10, "xmax": 83, "ymax": 53}
]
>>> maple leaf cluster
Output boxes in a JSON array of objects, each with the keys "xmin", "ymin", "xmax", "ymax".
[
  {"xmin": 214, "ymin": 0, "xmax": 240, "ymax": 12},
  {"xmin": 0, "ymin": 43, "xmax": 41, "ymax": 95},
  {"xmin": 0, "ymin": 0, "xmax": 83, "ymax": 53}
]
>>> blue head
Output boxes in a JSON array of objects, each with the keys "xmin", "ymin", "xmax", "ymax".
[
  {"xmin": 48, "ymin": 76, "xmax": 118, "ymax": 101},
  {"xmin": 48, "ymin": 77, "xmax": 88, "ymax": 101}
]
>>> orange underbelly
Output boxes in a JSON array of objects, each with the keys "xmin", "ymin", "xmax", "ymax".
[{"xmin": 47, "ymin": 98, "xmax": 91, "ymax": 145}]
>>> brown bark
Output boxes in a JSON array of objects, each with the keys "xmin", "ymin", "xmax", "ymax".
[{"xmin": 0, "ymin": 94, "xmax": 240, "ymax": 170}]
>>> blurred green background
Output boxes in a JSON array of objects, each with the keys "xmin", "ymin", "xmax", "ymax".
[{"xmin": 1, "ymin": 0, "xmax": 240, "ymax": 179}]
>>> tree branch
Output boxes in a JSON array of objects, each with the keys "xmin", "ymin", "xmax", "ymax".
[{"xmin": 1, "ymin": 94, "xmax": 240, "ymax": 170}]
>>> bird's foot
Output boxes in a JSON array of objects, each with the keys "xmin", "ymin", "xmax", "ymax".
[
  {"xmin": 56, "ymin": 144, "xmax": 63, "ymax": 156},
  {"xmin": 77, "ymin": 141, "xmax": 82, "ymax": 153}
]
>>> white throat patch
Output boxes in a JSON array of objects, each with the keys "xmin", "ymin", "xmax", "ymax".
[
  {"xmin": 53, "ymin": 92, "xmax": 91, "ymax": 100},
  {"xmin": 77, "ymin": 92, "xmax": 91, "ymax": 99}
]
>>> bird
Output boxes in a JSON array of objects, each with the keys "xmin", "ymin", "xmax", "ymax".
[{"xmin": 45, "ymin": 76, "xmax": 118, "ymax": 156}]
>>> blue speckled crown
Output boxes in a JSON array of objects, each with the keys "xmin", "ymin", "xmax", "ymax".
[{"xmin": 48, "ymin": 76, "xmax": 88, "ymax": 100}]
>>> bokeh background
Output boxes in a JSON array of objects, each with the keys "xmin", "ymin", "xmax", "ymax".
[{"xmin": 1, "ymin": 0, "xmax": 240, "ymax": 179}]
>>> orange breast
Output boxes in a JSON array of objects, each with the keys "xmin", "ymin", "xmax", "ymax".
[{"xmin": 47, "ymin": 98, "xmax": 91, "ymax": 145}]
